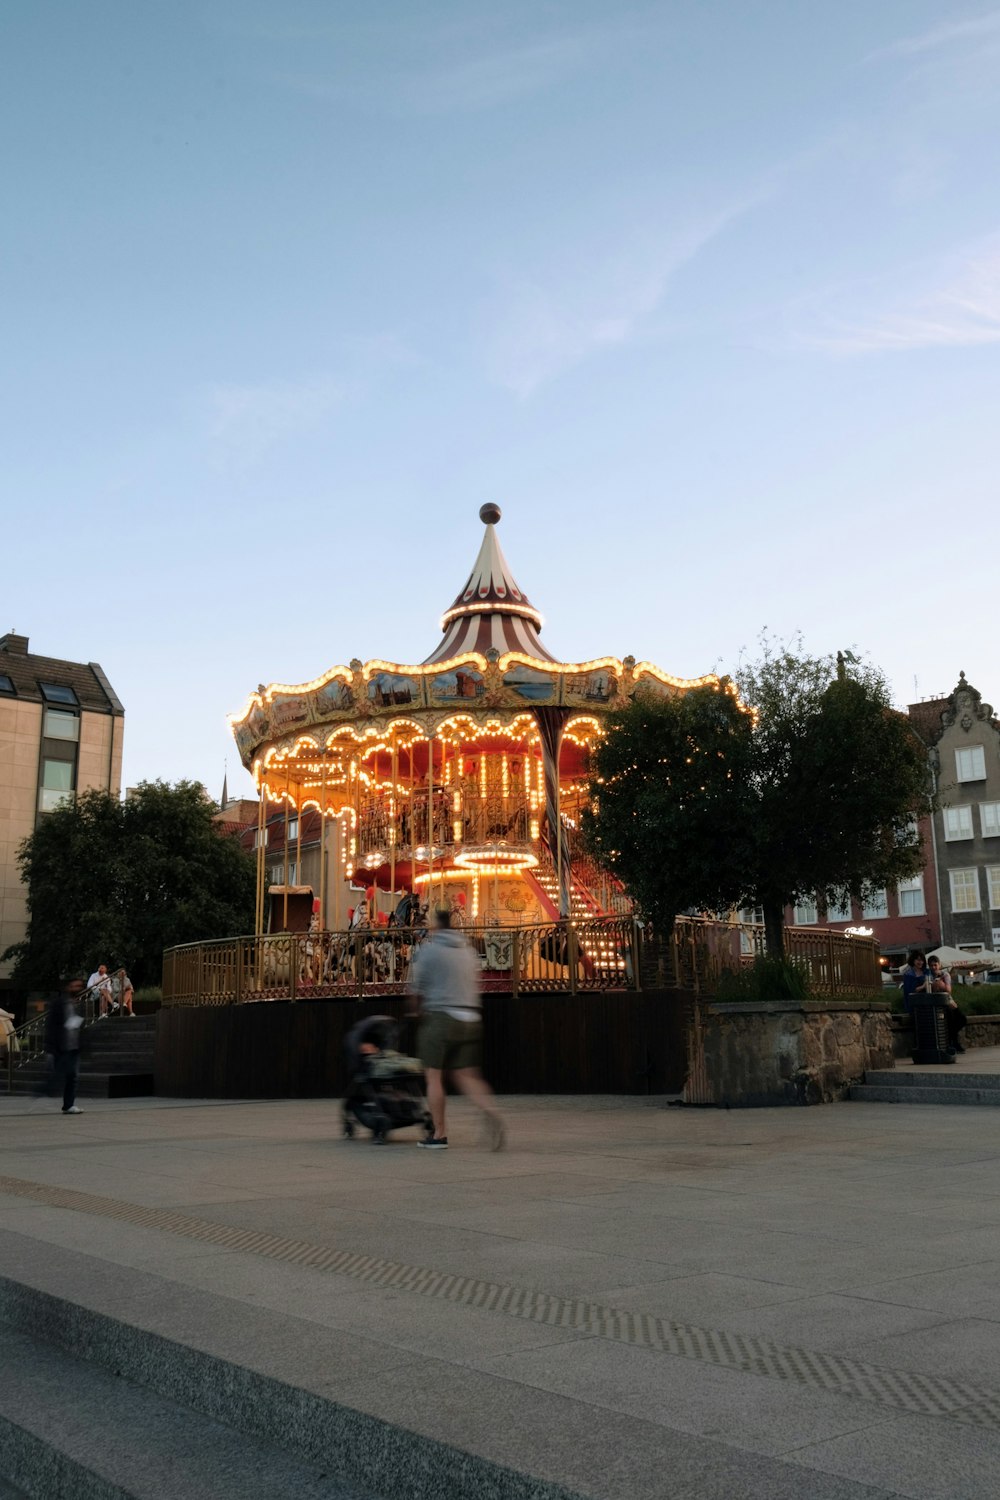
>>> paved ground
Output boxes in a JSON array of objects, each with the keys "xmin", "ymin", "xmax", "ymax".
[
  {"xmin": 2, "ymin": 1086, "xmax": 1000, "ymax": 1499},
  {"xmin": 900, "ymin": 1043, "xmax": 1000, "ymax": 1074}
]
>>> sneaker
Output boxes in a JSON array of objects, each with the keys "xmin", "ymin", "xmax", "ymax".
[
  {"xmin": 418, "ymin": 1136, "xmax": 448, "ymax": 1149},
  {"xmin": 484, "ymin": 1114, "xmax": 506, "ymax": 1152},
  {"xmin": 62, "ymin": 1105, "xmax": 82, "ymax": 1115}
]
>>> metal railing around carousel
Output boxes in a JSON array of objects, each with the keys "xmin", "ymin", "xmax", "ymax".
[
  {"xmin": 161, "ymin": 916, "xmax": 642, "ymax": 1005},
  {"xmin": 159, "ymin": 917, "xmax": 882, "ymax": 1006}
]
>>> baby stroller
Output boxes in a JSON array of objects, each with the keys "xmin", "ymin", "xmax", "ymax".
[{"xmin": 342, "ymin": 1015, "xmax": 432, "ymax": 1145}]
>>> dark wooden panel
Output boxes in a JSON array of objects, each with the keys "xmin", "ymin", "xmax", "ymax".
[{"xmin": 154, "ymin": 991, "xmax": 690, "ymax": 1099}]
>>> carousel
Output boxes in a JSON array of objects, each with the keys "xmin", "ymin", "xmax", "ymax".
[{"xmin": 230, "ymin": 504, "xmax": 723, "ymax": 949}]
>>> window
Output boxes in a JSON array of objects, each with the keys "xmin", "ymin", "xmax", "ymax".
[
  {"xmin": 739, "ymin": 908, "xmax": 763, "ymax": 925},
  {"xmin": 38, "ymin": 757, "xmax": 75, "ymax": 813},
  {"xmin": 287, "ymin": 817, "xmax": 299, "ymax": 841},
  {"xmin": 793, "ymin": 897, "xmax": 818, "ymax": 925},
  {"xmin": 43, "ymin": 708, "xmax": 80, "ymax": 741},
  {"xmin": 253, "ymin": 829, "xmax": 266, "ymax": 849},
  {"xmin": 981, "ymin": 803, "xmax": 1000, "ymax": 838},
  {"xmin": 269, "ymin": 863, "xmax": 297, "ymax": 885},
  {"xmin": 862, "ymin": 890, "xmax": 889, "ymax": 919},
  {"xmin": 897, "ymin": 875, "xmax": 925, "ymax": 917},
  {"xmin": 826, "ymin": 895, "xmax": 853, "ymax": 922},
  {"xmin": 39, "ymin": 682, "xmax": 79, "ymax": 706},
  {"xmin": 0, "ymin": 673, "xmax": 14, "ymax": 695},
  {"xmin": 956, "ymin": 745, "xmax": 986, "ymax": 782},
  {"xmin": 950, "ymin": 868, "xmax": 981, "ymax": 912},
  {"xmin": 989, "ymin": 868, "xmax": 1000, "ymax": 911},
  {"xmin": 944, "ymin": 806, "xmax": 974, "ymax": 841}
]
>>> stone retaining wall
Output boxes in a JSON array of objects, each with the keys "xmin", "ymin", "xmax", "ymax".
[
  {"xmin": 688, "ymin": 1000, "xmax": 893, "ymax": 1107},
  {"xmin": 890, "ymin": 1011, "xmax": 1000, "ymax": 1058}
]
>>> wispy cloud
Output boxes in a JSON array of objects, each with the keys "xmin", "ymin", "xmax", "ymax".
[
  {"xmin": 798, "ymin": 236, "xmax": 1000, "ymax": 354},
  {"xmin": 397, "ymin": 31, "xmax": 606, "ymax": 113},
  {"xmin": 485, "ymin": 198, "xmax": 761, "ymax": 397},
  {"xmin": 269, "ymin": 17, "xmax": 643, "ymax": 116},
  {"xmin": 871, "ymin": 9, "xmax": 1000, "ymax": 59},
  {"xmin": 207, "ymin": 375, "xmax": 344, "ymax": 458}
]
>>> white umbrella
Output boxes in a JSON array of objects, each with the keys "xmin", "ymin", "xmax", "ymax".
[{"xmin": 928, "ymin": 946, "xmax": 999, "ymax": 969}]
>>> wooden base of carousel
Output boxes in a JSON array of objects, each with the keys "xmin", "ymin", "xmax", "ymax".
[{"xmin": 153, "ymin": 989, "xmax": 691, "ymax": 1099}]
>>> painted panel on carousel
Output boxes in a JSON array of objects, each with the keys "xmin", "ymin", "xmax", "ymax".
[
  {"xmin": 367, "ymin": 671, "xmax": 423, "ymax": 709},
  {"xmin": 562, "ymin": 667, "xmax": 619, "ymax": 705},
  {"xmin": 234, "ymin": 705, "xmax": 267, "ymax": 761},
  {"xmin": 502, "ymin": 664, "xmax": 555, "ymax": 702},
  {"xmin": 429, "ymin": 666, "xmax": 486, "ymax": 704},
  {"xmin": 310, "ymin": 677, "xmax": 354, "ymax": 719},
  {"xmin": 270, "ymin": 694, "xmax": 311, "ymax": 732}
]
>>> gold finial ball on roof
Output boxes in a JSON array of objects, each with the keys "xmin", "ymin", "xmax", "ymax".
[{"xmin": 479, "ymin": 503, "xmax": 502, "ymax": 525}]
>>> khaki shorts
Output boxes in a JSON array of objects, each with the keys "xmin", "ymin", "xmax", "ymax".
[{"xmin": 418, "ymin": 1011, "xmax": 482, "ymax": 1072}]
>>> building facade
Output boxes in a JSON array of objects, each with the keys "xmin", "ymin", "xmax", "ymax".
[
  {"xmin": 771, "ymin": 807, "xmax": 942, "ymax": 966},
  {"xmin": 919, "ymin": 674, "xmax": 1000, "ymax": 953},
  {"xmin": 776, "ymin": 673, "xmax": 1000, "ymax": 964},
  {"xmin": 0, "ymin": 632, "xmax": 124, "ymax": 997}
]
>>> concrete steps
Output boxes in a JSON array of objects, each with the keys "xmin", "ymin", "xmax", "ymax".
[
  {"xmin": 0, "ymin": 1326, "xmax": 365, "ymax": 1500},
  {"xmin": 850, "ymin": 1068, "xmax": 1000, "ymax": 1106},
  {"xmin": 0, "ymin": 1266, "xmax": 556, "ymax": 1500}
]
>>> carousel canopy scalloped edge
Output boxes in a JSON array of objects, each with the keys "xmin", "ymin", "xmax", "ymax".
[{"xmin": 228, "ymin": 507, "xmax": 740, "ymax": 788}]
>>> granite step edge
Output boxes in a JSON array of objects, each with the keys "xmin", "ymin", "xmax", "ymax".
[
  {"xmin": 849, "ymin": 1084, "xmax": 1000, "ymax": 1105},
  {"xmin": 0, "ymin": 1274, "xmax": 588, "ymax": 1500},
  {"xmin": 0, "ymin": 1326, "xmax": 364, "ymax": 1500},
  {"xmin": 863, "ymin": 1070, "xmax": 1000, "ymax": 1088}
]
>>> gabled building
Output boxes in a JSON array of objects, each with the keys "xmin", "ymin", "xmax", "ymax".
[{"xmin": 915, "ymin": 674, "xmax": 1000, "ymax": 954}]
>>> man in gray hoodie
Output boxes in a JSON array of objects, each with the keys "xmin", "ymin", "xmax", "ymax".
[{"xmin": 407, "ymin": 909, "xmax": 504, "ymax": 1150}]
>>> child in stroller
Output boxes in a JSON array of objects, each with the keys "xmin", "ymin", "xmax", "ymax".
[{"xmin": 342, "ymin": 1015, "xmax": 433, "ymax": 1144}]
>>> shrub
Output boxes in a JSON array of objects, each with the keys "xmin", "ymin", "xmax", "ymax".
[
  {"xmin": 715, "ymin": 956, "xmax": 812, "ymax": 1002},
  {"xmin": 960, "ymin": 985, "xmax": 1000, "ymax": 1016},
  {"xmin": 886, "ymin": 983, "xmax": 1000, "ymax": 1016}
]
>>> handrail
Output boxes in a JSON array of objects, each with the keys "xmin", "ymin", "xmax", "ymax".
[
  {"xmin": 3, "ymin": 983, "xmax": 106, "ymax": 1093},
  {"xmin": 160, "ymin": 917, "xmax": 882, "ymax": 1006}
]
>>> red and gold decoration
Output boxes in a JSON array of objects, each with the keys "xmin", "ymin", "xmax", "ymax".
[{"xmin": 231, "ymin": 506, "xmax": 725, "ymax": 933}]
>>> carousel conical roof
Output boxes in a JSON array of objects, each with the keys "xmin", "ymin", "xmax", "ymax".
[{"xmin": 423, "ymin": 504, "xmax": 557, "ymax": 664}]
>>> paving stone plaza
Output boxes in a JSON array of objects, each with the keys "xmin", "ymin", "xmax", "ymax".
[{"xmin": 2, "ymin": 1088, "xmax": 1000, "ymax": 1498}]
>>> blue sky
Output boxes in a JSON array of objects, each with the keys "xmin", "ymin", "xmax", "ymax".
[{"xmin": 3, "ymin": 2, "xmax": 998, "ymax": 796}]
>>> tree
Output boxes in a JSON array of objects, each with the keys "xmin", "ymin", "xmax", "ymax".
[
  {"xmin": 581, "ymin": 682, "xmax": 756, "ymax": 934},
  {"xmin": 3, "ymin": 781, "xmax": 257, "ymax": 989},
  {"xmin": 736, "ymin": 640, "xmax": 930, "ymax": 957},
  {"xmin": 583, "ymin": 640, "xmax": 932, "ymax": 958}
]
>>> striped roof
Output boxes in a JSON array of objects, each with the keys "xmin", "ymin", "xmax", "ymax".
[{"xmin": 423, "ymin": 509, "xmax": 557, "ymax": 665}]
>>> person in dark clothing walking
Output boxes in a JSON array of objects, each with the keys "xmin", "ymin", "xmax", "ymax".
[{"xmin": 44, "ymin": 976, "xmax": 85, "ymax": 1114}]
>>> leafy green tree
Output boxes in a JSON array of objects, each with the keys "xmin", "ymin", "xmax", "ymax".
[
  {"xmin": 736, "ymin": 640, "xmax": 930, "ymax": 957},
  {"xmin": 3, "ymin": 781, "xmax": 256, "ymax": 989},
  {"xmin": 584, "ymin": 640, "xmax": 932, "ymax": 958},
  {"xmin": 581, "ymin": 682, "xmax": 756, "ymax": 934}
]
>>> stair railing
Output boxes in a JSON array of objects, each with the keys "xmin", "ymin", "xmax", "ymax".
[{"xmin": 3, "ymin": 983, "xmax": 106, "ymax": 1093}]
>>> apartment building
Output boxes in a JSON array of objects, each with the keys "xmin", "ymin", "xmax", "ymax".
[
  {"xmin": 914, "ymin": 674, "xmax": 1000, "ymax": 953},
  {"xmin": 0, "ymin": 631, "xmax": 124, "ymax": 998},
  {"xmin": 786, "ymin": 673, "xmax": 1000, "ymax": 962}
]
